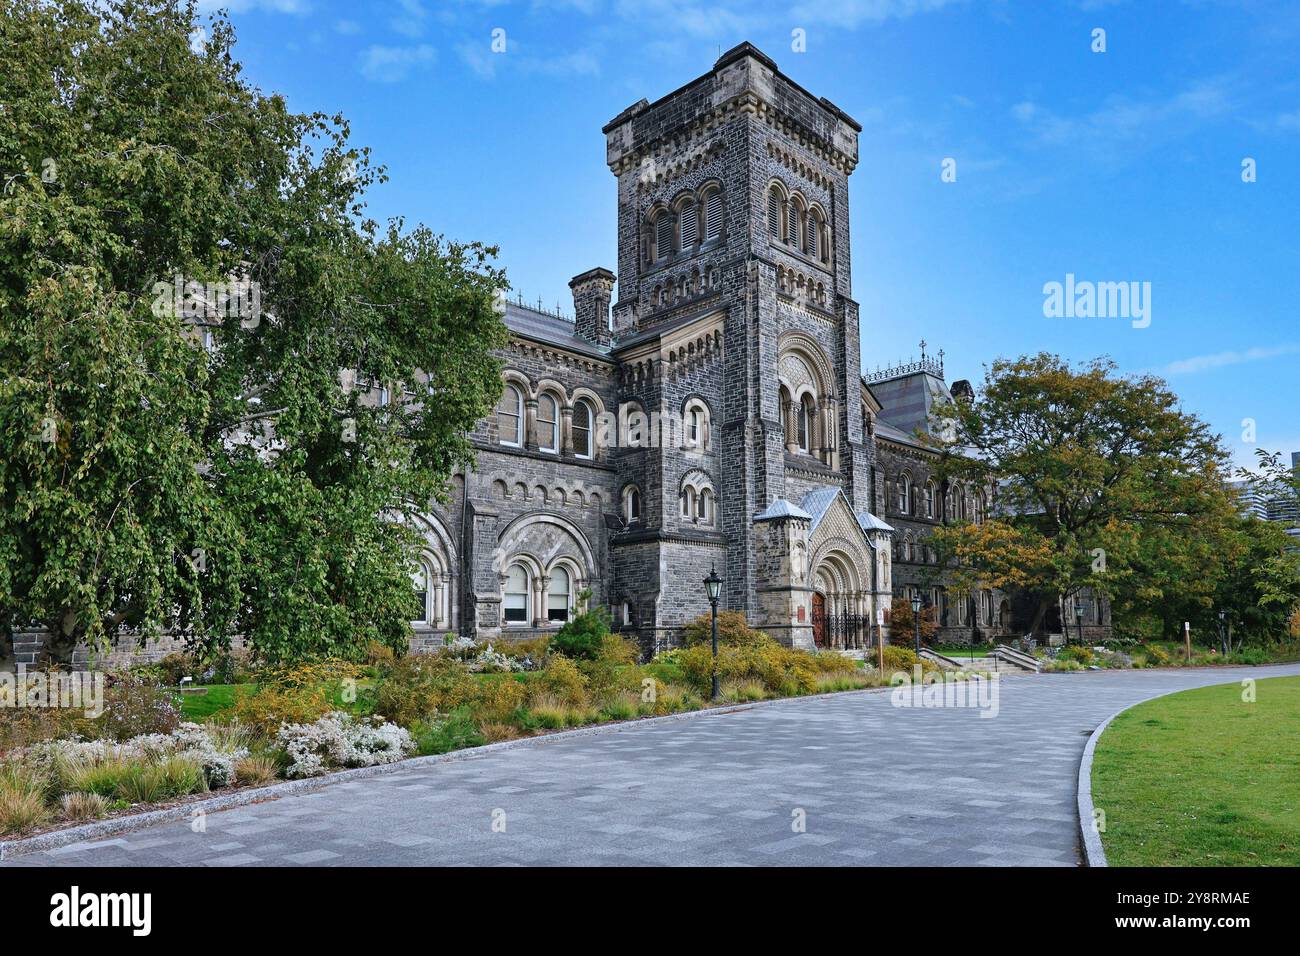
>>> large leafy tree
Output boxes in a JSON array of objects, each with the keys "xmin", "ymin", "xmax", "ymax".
[
  {"xmin": 930, "ymin": 354, "xmax": 1233, "ymax": 638},
  {"xmin": 0, "ymin": 1, "xmax": 506, "ymax": 664}
]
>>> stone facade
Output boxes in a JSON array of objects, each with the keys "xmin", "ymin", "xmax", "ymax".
[
  {"xmin": 432, "ymin": 44, "xmax": 898, "ymax": 654},
  {"xmin": 424, "ymin": 43, "xmax": 1112, "ymax": 654}
]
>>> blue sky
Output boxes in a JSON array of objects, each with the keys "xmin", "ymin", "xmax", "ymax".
[{"xmin": 201, "ymin": 0, "xmax": 1299, "ymax": 468}]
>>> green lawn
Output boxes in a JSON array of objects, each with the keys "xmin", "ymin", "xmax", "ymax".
[
  {"xmin": 1092, "ymin": 676, "xmax": 1300, "ymax": 866},
  {"xmin": 177, "ymin": 683, "xmax": 254, "ymax": 721},
  {"xmin": 932, "ymin": 645, "xmax": 990, "ymax": 658}
]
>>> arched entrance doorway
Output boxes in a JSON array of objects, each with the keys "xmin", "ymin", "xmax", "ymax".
[{"xmin": 812, "ymin": 592, "xmax": 827, "ymax": 648}]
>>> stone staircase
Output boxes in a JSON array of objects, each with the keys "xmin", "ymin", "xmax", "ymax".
[{"xmin": 919, "ymin": 646, "xmax": 1040, "ymax": 674}]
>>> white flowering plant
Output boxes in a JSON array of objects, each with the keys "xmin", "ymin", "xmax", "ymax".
[{"xmin": 276, "ymin": 712, "xmax": 414, "ymax": 778}]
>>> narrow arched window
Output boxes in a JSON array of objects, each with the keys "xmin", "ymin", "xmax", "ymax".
[
  {"xmin": 537, "ymin": 394, "xmax": 559, "ymax": 453},
  {"xmin": 678, "ymin": 200, "xmax": 697, "ymax": 250},
  {"xmin": 705, "ymin": 189, "xmax": 723, "ymax": 240},
  {"xmin": 410, "ymin": 561, "xmax": 430, "ymax": 624},
  {"xmin": 897, "ymin": 475, "xmax": 911, "ymax": 514},
  {"xmin": 797, "ymin": 395, "xmax": 815, "ymax": 453},
  {"xmin": 503, "ymin": 564, "xmax": 530, "ymax": 625},
  {"xmin": 699, "ymin": 488, "xmax": 713, "ymax": 525},
  {"xmin": 767, "ymin": 188, "xmax": 781, "ymax": 239},
  {"xmin": 655, "ymin": 211, "xmax": 673, "ymax": 260},
  {"xmin": 548, "ymin": 568, "xmax": 571, "ymax": 623},
  {"xmin": 496, "ymin": 383, "xmax": 523, "ymax": 447},
  {"xmin": 806, "ymin": 211, "xmax": 819, "ymax": 258},
  {"xmin": 681, "ymin": 487, "xmax": 695, "ymax": 519},
  {"xmin": 572, "ymin": 400, "xmax": 593, "ymax": 458},
  {"xmin": 786, "ymin": 202, "xmax": 799, "ymax": 246},
  {"xmin": 925, "ymin": 481, "xmax": 937, "ymax": 519},
  {"xmin": 625, "ymin": 486, "xmax": 641, "ymax": 522}
]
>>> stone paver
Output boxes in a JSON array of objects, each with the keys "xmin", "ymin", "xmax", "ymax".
[{"xmin": 5, "ymin": 664, "xmax": 1297, "ymax": 867}]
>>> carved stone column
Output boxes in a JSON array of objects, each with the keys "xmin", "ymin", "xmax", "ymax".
[
  {"xmin": 524, "ymin": 398, "xmax": 539, "ymax": 451},
  {"xmin": 560, "ymin": 404, "xmax": 574, "ymax": 456},
  {"xmin": 533, "ymin": 575, "xmax": 548, "ymax": 628}
]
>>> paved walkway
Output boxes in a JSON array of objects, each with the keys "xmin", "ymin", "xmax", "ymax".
[{"xmin": 8, "ymin": 664, "xmax": 1299, "ymax": 867}]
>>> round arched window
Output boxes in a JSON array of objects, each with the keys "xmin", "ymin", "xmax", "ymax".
[
  {"xmin": 548, "ymin": 568, "xmax": 571, "ymax": 623},
  {"xmin": 503, "ymin": 564, "xmax": 530, "ymax": 625}
]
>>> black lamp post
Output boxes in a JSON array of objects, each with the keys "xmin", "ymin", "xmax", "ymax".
[
  {"xmin": 911, "ymin": 593, "xmax": 923, "ymax": 654},
  {"xmin": 1074, "ymin": 602, "xmax": 1084, "ymax": 648},
  {"xmin": 1217, "ymin": 608, "xmax": 1228, "ymax": 656},
  {"xmin": 704, "ymin": 565, "xmax": 722, "ymax": 701}
]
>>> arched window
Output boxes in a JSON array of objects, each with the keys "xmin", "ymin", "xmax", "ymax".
[
  {"xmin": 687, "ymin": 406, "xmax": 703, "ymax": 448},
  {"xmin": 767, "ymin": 186, "xmax": 782, "ymax": 239},
  {"xmin": 548, "ymin": 567, "xmax": 571, "ymax": 623},
  {"xmin": 698, "ymin": 488, "xmax": 713, "ymax": 526},
  {"xmin": 572, "ymin": 400, "xmax": 593, "ymax": 459},
  {"xmin": 654, "ymin": 211, "xmax": 673, "ymax": 261},
  {"xmin": 703, "ymin": 188, "xmax": 723, "ymax": 241},
  {"xmin": 496, "ymin": 383, "xmax": 523, "ymax": 447},
  {"xmin": 678, "ymin": 200, "xmax": 697, "ymax": 250},
  {"xmin": 503, "ymin": 563, "xmax": 530, "ymax": 625},
  {"xmin": 805, "ymin": 210, "xmax": 819, "ymax": 258},
  {"xmin": 410, "ymin": 561, "xmax": 430, "ymax": 624},
  {"xmin": 537, "ymin": 394, "xmax": 558, "ymax": 453},
  {"xmin": 786, "ymin": 199, "xmax": 800, "ymax": 247},
  {"xmin": 797, "ymin": 395, "xmax": 815, "ymax": 453},
  {"xmin": 897, "ymin": 475, "xmax": 911, "ymax": 515},
  {"xmin": 624, "ymin": 486, "xmax": 642, "ymax": 523},
  {"xmin": 925, "ymin": 481, "xmax": 937, "ymax": 519}
]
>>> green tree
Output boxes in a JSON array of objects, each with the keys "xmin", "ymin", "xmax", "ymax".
[
  {"xmin": 930, "ymin": 354, "xmax": 1233, "ymax": 638},
  {"xmin": 0, "ymin": 1, "xmax": 506, "ymax": 664}
]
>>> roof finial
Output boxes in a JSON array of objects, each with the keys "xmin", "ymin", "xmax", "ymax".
[{"xmin": 919, "ymin": 338, "xmax": 927, "ymax": 359}]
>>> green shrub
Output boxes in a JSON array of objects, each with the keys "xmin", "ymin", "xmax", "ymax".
[
  {"xmin": 1144, "ymin": 644, "xmax": 1172, "ymax": 666},
  {"xmin": 373, "ymin": 655, "xmax": 476, "ymax": 728},
  {"xmin": 681, "ymin": 611, "xmax": 771, "ymax": 648},
  {"xmin": 879, "ymin": 645, "xmax": 939, "ymax": 676},
  {"xmin": 471, "ymin": 675, "xmax": 528, "ymax": 723},
  {"xmin": 1057, "ymin": 645, "xmax": 1094, "ymax": 664},
  {"xmin": 230, "ymin": 683, "xmax": 334, "ymax": 735},
  {"xmin": 531, "ymin": 656, "xmax": 588, "ymax": 708},
  {"xmin": 551, "ymin": 595, "xmax": 612, "ymax": 660}
]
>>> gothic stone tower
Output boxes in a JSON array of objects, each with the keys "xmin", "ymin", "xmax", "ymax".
[{"xmin": 604, "ymin": 43, "xmax": 890, "ymax": 650}]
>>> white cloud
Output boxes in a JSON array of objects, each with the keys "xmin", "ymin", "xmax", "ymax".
[
  {"xmin": 458, "ymin": 37, "xmax": 599, "ymax": 80},
  {"xmin": 1160, "ymin": 342, "xmax": 1300, "ymax": 376},
  {"xmin": 359, "ymin": 44, "xmax": 436, "ymax": 83},
  {"xmin": 391, "ymin": 0, "xmax": 430, "ymax": 38}
]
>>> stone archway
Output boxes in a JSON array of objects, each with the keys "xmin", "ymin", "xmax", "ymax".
[{"xmin": 809, "ymin": 546, "xmax": 869, "ymax": 650}]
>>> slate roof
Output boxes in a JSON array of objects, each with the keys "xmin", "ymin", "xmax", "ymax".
[
  {"xmin": 753, "ymin": 499, "xmax": 812, "ymax": 522},
  {"xmin": 798, "ymin": 486, "xmax": 841, "ymax": 534},
  {"xmin": 856, "ymin": 511, "xmax": 893, "ymax": 534},
  {"xmin": 866, "ymin": 369, "xmax": 953, "ymax": 439},
  {"xmin": 503, "ymin": 302, "xmax": 610, "ymax": 361}
]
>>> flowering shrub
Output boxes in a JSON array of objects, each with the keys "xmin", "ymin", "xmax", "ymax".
[
  {"xmin": 24, "ymin": 722, "xmax": 251, "ymax": 789},
  {"xmin": 276, "ymin": 712, "xmax": 414, "ymax": 778},
  {"xmin": 467, "ymin": 644, "xmax": 523, "ymax": 673},
  {"xmin": 96, "ymin": 671, "xmax": 182, "ymax": 740}
]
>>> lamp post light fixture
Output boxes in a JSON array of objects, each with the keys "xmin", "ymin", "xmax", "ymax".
[
  {"xmin": 911, "ymin": 593, "xmax": 923, "ymax": 654},
  {"xmin": 704, "ymin": 565, "xmax": 722, "ymax": 702},
  {"xmin": 1074, "ymin": 603, "xmax": 1084, "ymax": 648},
  {"xmin": 1217, "ymin": 608, "xmax": 1228, "ymax": 655}
]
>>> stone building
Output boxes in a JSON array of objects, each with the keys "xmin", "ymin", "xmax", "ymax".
[{"xmin": 405, "ymin": 42, "xmax": 1107, "ymax": 655}]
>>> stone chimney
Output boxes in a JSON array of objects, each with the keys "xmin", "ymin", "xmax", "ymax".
[
  {"xmin": 950, "ymin": 379, "xmax": 975, "ymax": 403},
  {"xmin": 569, "ymin": 268, "xmax": 615, "ymax": 346}
]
